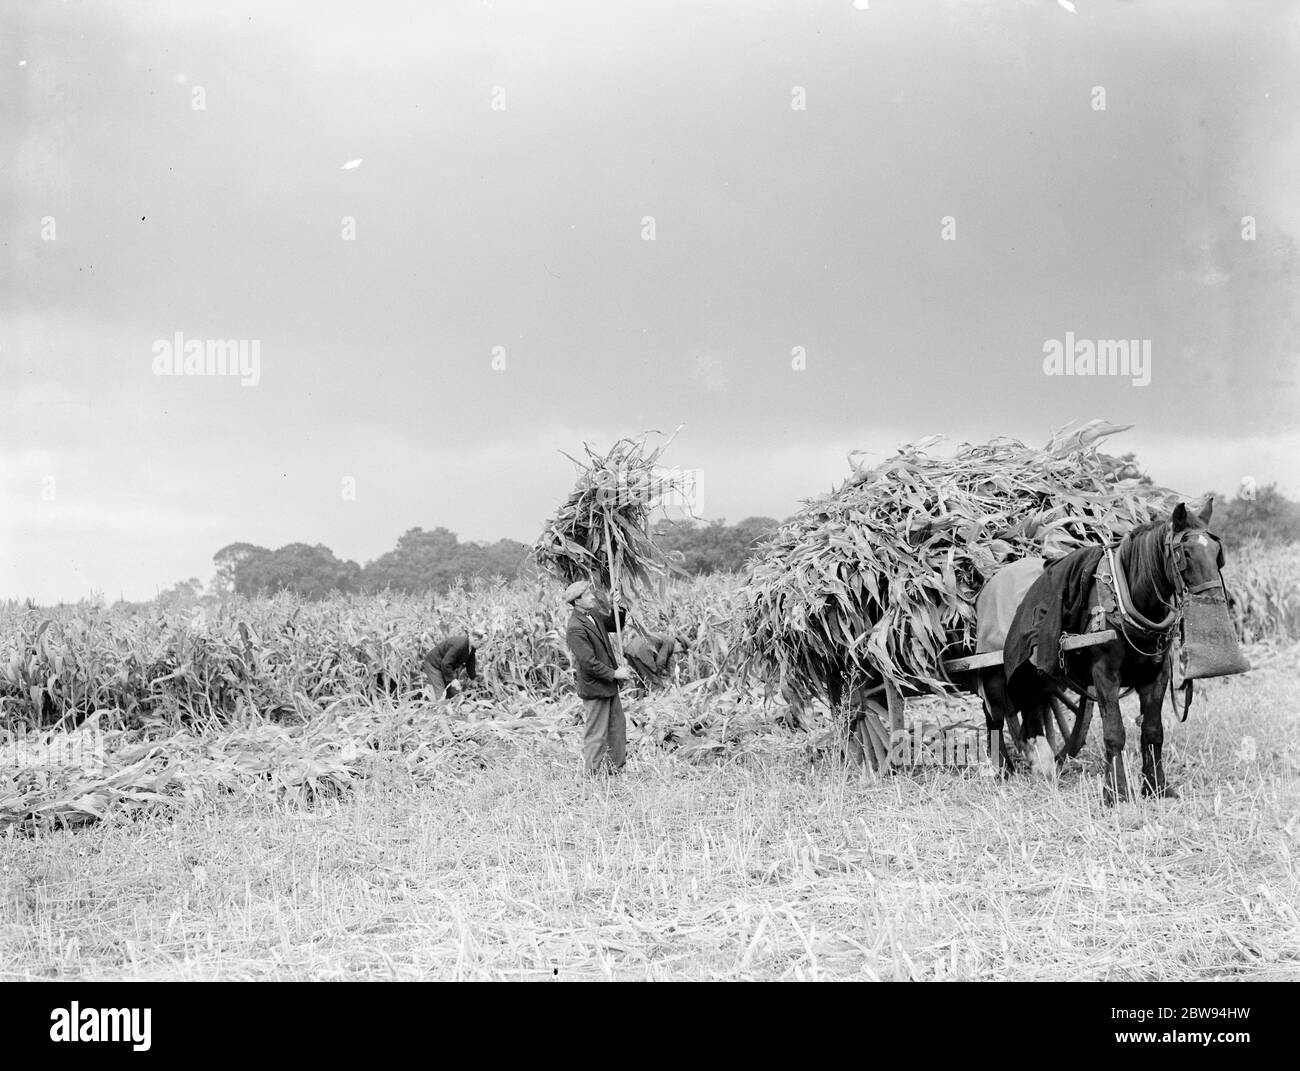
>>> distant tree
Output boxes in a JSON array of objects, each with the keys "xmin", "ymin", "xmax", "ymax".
[
  {"xmin": 234, "ymin": 543, "xmax": 362, "ymax": 599},
  {"xmin": 213, "ymin": 542, "xmax": 268, "ymax": 596},
  {"xmin": 477, "ymin": 538, "xmax": 531, "ymax": 581},
  {"xmin": 652, "ymin": 516, "xmax": 779, "ymax": 575},
  {"xmin": 362, "ymin": 527, "xmax": 459, "ymax": 593},
  {"xmin": 733, "ymin": 515, "xmax": 781, "ymax": 548},
  {"xmin": 155, "ymin": 576, "xmax": 207, "ymax": 607},
  {"xmin": 1212, "ymin": 483, "xmax": 1300, "ymax": 550},
  {"xmin": 361, "ymin": 527, "xmax": 527, "ymax": 594}
]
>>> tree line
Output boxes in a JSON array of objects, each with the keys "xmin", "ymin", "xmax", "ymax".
[
  {"xmin": 199, "ymin": 518, "xmax": 784, "ymax": 602},
  {"xmin": 153, "ymin": 477, "xmax": 1298, "ymax": 604},
  {"xmin": 210, "ymin": 528, "xmax": 533, "ymax": 600},
  {"xmin": 1210, "ymin": 483, "xmax": 1300, "ymax": 550}
]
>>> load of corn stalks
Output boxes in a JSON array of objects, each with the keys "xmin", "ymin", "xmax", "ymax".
[
  {"xmin": 737, "ymin": 420, "xmax": 1183, "ymax": 699},
  {"xmin": 532, "ymin": 430, "xmax": 694, "ymax": 623}
]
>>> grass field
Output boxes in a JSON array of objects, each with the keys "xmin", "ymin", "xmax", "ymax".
[{"xmin": 2, "ymin": 644, "xmax": 1296, "ymax": 981}]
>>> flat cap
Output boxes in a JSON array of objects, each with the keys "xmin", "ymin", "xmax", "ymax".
[{"xmin": 563, "ymin": 579, "xmax": 592, "ymax": 604}]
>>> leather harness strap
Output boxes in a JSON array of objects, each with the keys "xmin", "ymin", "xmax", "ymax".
[
  {"xmin": 1170, "ymin": 675, "xmax": 1194, "ymax": 723},
  {"xmin": 1095, "ymin": 531, "xmax": 1184, "ymax": 660},
  {"xmin": 1031, "ymin": 524, "xmax": 1220, "ymax": 718},
  {"xmin": 1094, "ymin": 525, "xmax": 1219, "ymax": 721},
  {"xmin": 1107, "ymin": 539, "xmax": 1180, "ymax": 632}
]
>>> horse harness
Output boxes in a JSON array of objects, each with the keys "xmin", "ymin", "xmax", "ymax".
[{"xmin": 1070, "ymin": 524, "xmax": 1225, "ymax": 720}]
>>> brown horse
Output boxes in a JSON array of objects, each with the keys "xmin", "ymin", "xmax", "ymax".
[{"xmin": 982, "ymin": 501, "xmax": 1225, "ymax": 804}]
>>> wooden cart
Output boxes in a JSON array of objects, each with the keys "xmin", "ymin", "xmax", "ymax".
[{"xmin": 846, "ymin": 630, "xmax": 1117, "ymax": 771}]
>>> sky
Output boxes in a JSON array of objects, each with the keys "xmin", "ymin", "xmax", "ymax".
[{"xmin": 2, "ymin": 0, "xmax": 1298, "ymax": 603}]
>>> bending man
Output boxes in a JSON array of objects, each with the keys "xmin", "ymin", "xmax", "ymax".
[
  {"xmin": 623, "ymin": 630, "xmax": 685, "ymax": 691},
  {"xmin": 422, "ymin": 624, "xmax": 486, "ymax": 699}
]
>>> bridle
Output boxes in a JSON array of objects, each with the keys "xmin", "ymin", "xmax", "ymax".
[
  {"xmin": 1164, "ymin": 524, "xmax": 1226, "ymax": 600},
  {"xmin": 1159, "ymin": 524, "xmax": 1226, "ymax": 722},
  {"xmin": 1108, "ymin": 523, "xmax": 1225, "ymax": 658},
  {"xmin": 1065, "ymin": 522, "xmax": 1228, "ymax": 721}
]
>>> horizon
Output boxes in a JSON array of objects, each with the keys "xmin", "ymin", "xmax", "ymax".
[
  {"xmin": 4, "ymin": 0, "xmax": 1298, "ymax": 603},
  {"xmin": 4, "ymin": 442, "xmax": 1280, "ymax": 608}
]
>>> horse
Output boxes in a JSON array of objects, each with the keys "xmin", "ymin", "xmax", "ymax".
[{"xmin": 981, "ymin": 500, "xmax": 1226, "ymax": 805}]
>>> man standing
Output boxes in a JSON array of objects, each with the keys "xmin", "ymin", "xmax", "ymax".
[
  {"xmin": 563, "ymin": 580, "xmax": 631, "ymax": 775},
  {"xmin": 422, "ymin": 624, "xmax": 486, "ymax": 699}
]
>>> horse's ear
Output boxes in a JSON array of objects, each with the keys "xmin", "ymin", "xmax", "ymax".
[
  {"xmin": 1198, "ymin": 495, "xmax": 1214, "ymax": 524},
  {"xmin": 1171, "ymin": 502, "xmax": 1190, "ymax": 530}
]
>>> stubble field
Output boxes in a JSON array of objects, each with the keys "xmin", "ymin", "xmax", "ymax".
[{"xmin": 2, "ymin": 644, "xmax": 1296, "ymax": 981}]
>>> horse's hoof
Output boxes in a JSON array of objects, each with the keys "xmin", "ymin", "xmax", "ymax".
[
  {"xmin": 1103, "ymin": 788, "xmax": 1135, "ymax": 806},
  {"xmin": 1103, "ymin": 780, "xmax": 1135, "ymax": 806},
  {"xmin": 1029, "ymin": 739, "xmax": 1057, "ymax": 781},
  {"xmin": 1143, "ymin": 782, "xmax": 1179, "ymax": 800}
]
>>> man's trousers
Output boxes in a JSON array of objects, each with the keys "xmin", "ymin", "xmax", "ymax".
[{"xmin": 581, "ymin": 693, "xmax": 626, "ymax": 775}]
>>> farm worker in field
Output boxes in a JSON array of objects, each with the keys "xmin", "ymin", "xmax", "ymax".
[
  {"xmin": 778, "ymin": 679, "xmax": 806, "ymax": 731},
  {"xmin": 763, "ymin": 677, "xmax": 806, "ymax": 731},
  {"xmin": 422, "ymin": 624, "xmax": 486, "ymax": 699},
  {"xmin": 623, "ymin": 630, "xmax": 685, "ymax": 690},
  {"xmin": 563, "ymin": 579, "xmax": 632, "ymax": 775}
]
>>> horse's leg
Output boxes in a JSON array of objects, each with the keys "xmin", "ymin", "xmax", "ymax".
[
  {"xmin": 978, "ymin": 668, "xmax": 1014, "ymax": 776},
  {"xmin": 1092, "ymin": 647, "xmax": 1132, "ymax": 805},
  {"xmin": 1139, "ymin": 657, "xmax": 1177, "ymax": 799},
  {"xmin": 1023, "ymin": 690, "xmax": 1057, "ymax": 781}
]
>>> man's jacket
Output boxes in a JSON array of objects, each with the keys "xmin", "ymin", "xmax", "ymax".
[
  {"xmin": 424, "ymin": 635, "xmax": 477, "ymax": 681},
  {"xmin": 565, "ymin": 607, "xmax": 626, "ymax": 699}
]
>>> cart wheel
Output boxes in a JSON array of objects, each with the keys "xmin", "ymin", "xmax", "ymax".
[
  {"xmin": 1002, "ymin": 690, "xmax": 1093, "ymax": 762},
  {"xmin": 1001, "ymin": 710, "xmax": 1028, "ymax": 758},
  {"xmin": 1049, "ymin": 686, "xmax": 1094, "ymax": 759}
]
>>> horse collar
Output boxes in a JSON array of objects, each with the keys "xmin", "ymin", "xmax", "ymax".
[{"xmin": 1107, "ymin": 536, "xmax": 1180, "ymax": 637}]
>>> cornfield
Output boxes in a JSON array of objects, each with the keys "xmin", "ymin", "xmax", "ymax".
[
  {"xmin": 1224, "ymin": 541, "xmax": 1300, "ymax": 643},
  {"xmin": 0, "ymin": 578, "xmax": 746, "ymax": 733},
  {"xmin": 1, "ymin": 546, "xmax": 1296, "ymax": 833},
  {"xmin": 3, "ymin": 548, "xmax": 1297, "ymax": 735}
]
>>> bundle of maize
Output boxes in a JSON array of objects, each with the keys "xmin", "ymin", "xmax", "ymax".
[{"xmin": 532, "ymin": 431, "xmax": 692, "ymax": 605}]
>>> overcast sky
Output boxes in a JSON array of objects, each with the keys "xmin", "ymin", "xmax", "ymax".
[{"xmin": 2, "ymin": 0, "xmax": 1298, "ymax": 603}]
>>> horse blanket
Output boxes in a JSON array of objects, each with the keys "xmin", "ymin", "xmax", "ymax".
[
  {"xmin": 975, "ymin": 557, "xmax": 1046, "ymax": 654},
  {"xmin": 1003, "ymin": 545, "xmax": 1107, "ymax": 709}
]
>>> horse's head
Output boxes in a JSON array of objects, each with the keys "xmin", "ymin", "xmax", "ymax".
[{"xmin": 1169, "ymin": 498, "xmax": 1225, "ymax": 597}]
